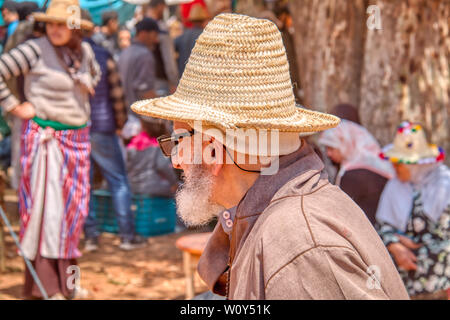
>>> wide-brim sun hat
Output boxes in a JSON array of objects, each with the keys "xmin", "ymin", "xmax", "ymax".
[
  {"xmin": 33, "ymin": 0, "xmax": 94, "ymax": 31},
  {"xmin": 380, "ymin": 121, "xmax": 445, "ymax": 164},
  {"xmin": 131, "ymin": 13, "xmax": 340, "ymax": 155}
]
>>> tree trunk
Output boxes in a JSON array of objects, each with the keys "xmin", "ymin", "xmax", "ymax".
[
  {"xmin": 235, "ymin": 0, "xmax": 449, "ymax": 161},
  {"xmin": 360, "ymin": 0, "xmax": 450, "ymax": 155},
  {"xmin": 288, "ymin": 0, "xmax": 368, "ymax": 112}
]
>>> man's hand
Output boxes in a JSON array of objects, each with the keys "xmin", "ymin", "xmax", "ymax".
[
  {"xmin": 10, "ymin": 102, "xmax": 36, "ymax": 120},
  {"xmin": 387, "ymin": 235, "xmax": 422, "ymax": 271}
]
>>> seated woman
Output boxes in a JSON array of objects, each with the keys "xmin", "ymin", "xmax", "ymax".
[
  {"xmin": 126, "ymin": 116, "xmax": 179, "ymax": 197},
  {"xmin": 318, "ymin": 119, "xmax": 394, "ymax": 225},
  {"xmin": 376, "ymin": 121, "xmax": 450, "ymax": 299}
]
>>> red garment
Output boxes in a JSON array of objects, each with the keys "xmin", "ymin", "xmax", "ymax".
[
  {"xmin": 127, "ymin": 132, "xmax": 159, "ymax": 151},
  {"xmin": 19, "ymin": 120, "xmax": 90, "ymax": 260},
  {"xmin": 181, "ymin": 0, "xmax": 207, "ymax": 28}
]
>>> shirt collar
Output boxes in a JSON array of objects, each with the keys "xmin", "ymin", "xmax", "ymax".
[{"xmin": 218, "ymin": 206, "xmax": 237, "ymax": 238}]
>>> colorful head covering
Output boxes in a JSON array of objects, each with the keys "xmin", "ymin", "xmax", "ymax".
[
  {"xmin": 379, "ymin": 121, "xmax": 445, "ymax": 164},
  {"xmin": 318, "ymin": 119, "xmax": 394, "ymax": 185}
]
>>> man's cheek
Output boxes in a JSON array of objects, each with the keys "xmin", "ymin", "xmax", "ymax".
[{"xmin": 175, "ymin": 139, "xmax": 194, "ymax": 165}]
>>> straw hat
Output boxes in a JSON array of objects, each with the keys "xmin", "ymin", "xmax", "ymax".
[
  {"xmin": 131, "ymin": 14, "xmax": 339, "ymax": 155},
  {"xmin": 33, "ymin": 0, "xmax": 94, "ymax": 31},
  {"xmin": 380, "ymin": 121, "xmax": 445, "ymax": 164},
  {"xmin": 187, "ymin": 3, "xmax": 209, "ymax": 22}
]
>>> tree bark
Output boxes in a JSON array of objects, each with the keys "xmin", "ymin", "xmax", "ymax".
[
  {"xmin": 236, "ymin": 0, "xmax": 449, "ymax": 161},
  {"xmin": 360, "ymin": 0, "xmax": 450, "ymax": 155},
  {"xmin": 288, "ymin": 0, "xmax": 368, "ymax": 112}
]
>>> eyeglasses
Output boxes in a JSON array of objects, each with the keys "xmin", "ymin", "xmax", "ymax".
[
  {"xmin": 157, "ymin": 129, "xmax": 262, "ymax": 173},
  {"xmin": 157, "ymin": 129, "xmax": 195, "ymax": 157}
]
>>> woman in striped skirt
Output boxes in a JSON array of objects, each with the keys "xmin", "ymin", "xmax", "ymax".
[{"xmin": 0, "ymin": 0, "xmax": 100, "ymax": 299}]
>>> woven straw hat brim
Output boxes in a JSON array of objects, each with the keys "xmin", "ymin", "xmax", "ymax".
[
  {"xmin": 132, "ymin": 13, "xmax": 340, "ymax": 133},
  {"xmin": 131, "ymin": 95, "xmax": 339, "ymax": 133},
  {"xmin": 33, "ymin": 12, "xmax": 94, "ymax": 30},
  {"xmin": 380, "ymin": 143, "xmax": 443, "ymax": 164}
]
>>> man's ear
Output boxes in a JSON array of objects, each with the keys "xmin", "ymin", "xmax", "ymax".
[{"xmin": 203, "ymin": 137, "xmax": 224, "ymax": 176}]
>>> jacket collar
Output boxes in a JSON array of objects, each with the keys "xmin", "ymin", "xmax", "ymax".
[{"xmin": 235, "ymin": 140, "xmax": 325, "ymax": 219}]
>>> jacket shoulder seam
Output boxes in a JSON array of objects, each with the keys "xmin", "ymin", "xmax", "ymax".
[
  {"xmin": 264, "ymin": 245, "xmax": 357, "ymax": 291},
  {"xmin": 301, "ymin": 194, "xmax": 317, "ymax": 246},
  {"xmin": 268, "ymin": 182, "xmax": 330, "ymax": 206}
]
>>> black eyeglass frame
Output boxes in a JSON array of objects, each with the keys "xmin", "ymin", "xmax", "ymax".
[
  {"xmin": 157, "ymin": 129, "xmax": 195, "ymax": 157},
  {"xmin": 157, "ymin": 129, "xmax": 261, "ymax": 173}
]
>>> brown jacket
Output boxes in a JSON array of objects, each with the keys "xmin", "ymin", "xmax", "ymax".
[{"xmin": 198, "ymin": 141, "xmax": 409, "ymax": 300}]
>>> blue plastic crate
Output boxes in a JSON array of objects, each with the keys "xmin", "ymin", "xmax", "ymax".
[
  {"xmin": 90, "ymin": 190, "xmax": 176, "ymax": 237},
  {"xmin": 91, "ymin": 190, "xmax": 119, "ymax": 234}
]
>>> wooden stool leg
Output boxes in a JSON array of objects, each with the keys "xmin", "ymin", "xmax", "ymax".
[
  {"xmin": 0, "ymin": 221, "xmax": 5, "ymax": 273},
  {"xmin": 0, "ymin": 173, "xmax": 5, "ymax": 273},
  {"xmin": 183, "ymin": 251, "xmax": 195, "ymax": 299}
]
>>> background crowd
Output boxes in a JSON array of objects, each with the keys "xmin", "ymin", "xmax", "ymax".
[{"xmin": 0, "ymin": 0, "xmax": 448, "ymax": 300}]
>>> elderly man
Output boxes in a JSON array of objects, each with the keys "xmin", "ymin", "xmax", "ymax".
[{"xmin": 132, "ymin": 14, "xmax": 409, "ymax": 300}]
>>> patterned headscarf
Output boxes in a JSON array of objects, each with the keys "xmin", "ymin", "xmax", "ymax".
[{"xmin": 318, "ymin": 119, "xmax": 394, "ymax": 185}]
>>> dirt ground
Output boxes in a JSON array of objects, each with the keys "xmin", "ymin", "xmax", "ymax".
[{"xmin": 0, "ymin": 226, "xmax": 209, "ymax": 300}]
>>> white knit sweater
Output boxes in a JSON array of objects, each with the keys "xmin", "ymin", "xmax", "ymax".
[{"xmin": 0, "ymin": 36, "xmax": 100, "ymax": 126}]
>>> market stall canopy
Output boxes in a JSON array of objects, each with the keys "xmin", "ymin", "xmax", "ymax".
[
  {"xmin": 0, "ymin": 0, "xmax": 137, "ymax": 26},
  {"xmin": 121, "ymin": 0, "xmax": 193, "ymax": 5}
]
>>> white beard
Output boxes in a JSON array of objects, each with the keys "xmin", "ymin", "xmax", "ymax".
[{"xmin": 175, "ymin": 165, "xmax": 225, "ymax": 227}]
